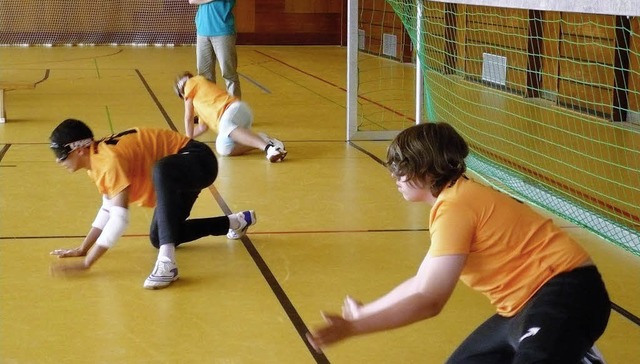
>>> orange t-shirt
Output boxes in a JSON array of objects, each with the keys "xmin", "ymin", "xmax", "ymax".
[
  {"xmin": 428, "ymin": 177, "xmax": 590, "ymax": 316},
  {"xmin": 87, "ymin": 128, "xmax": 190, "ymax": 207},
  {"xmin": 184, "ymin": 75, "xmax": 237, "ymax": 134}
]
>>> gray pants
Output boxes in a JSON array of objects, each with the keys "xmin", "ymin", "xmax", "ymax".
[{"xmin": 196, "ymin": 34, "xmax": 241, "ymax": 98}]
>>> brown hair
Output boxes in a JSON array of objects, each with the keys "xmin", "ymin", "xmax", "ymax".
[
  {"xmin": 173, "ymin": 71, "xmax": 194, "ymax": 98},
  {"xmin": 386, "ymin": 122, "xmax": 469, "ymax": 196}
]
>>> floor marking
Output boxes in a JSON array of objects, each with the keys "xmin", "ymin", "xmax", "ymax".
[
  {"xmin": 131, "ymin": 73, "xmax": 329, "ymax": 362},
  {"xmin": 0, "ymin": 144, "xmax": 10, "ymax": 162},
  {"xmin": 207, "ymin": 186, "xmax": 330, "ymax": 363},
  {"xmin": 239, "ymin": 72, "xmax": 271, "ymax": 94},
  {"xmin": 135, "ymin": 69, "xmax": 177, "ymax": 131}
]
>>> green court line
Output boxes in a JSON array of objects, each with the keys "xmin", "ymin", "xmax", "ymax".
[{"xmin": 105, "ymin": 105, "xmax": 114, "ymax": 134}]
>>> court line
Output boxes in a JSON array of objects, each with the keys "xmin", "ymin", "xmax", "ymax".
[
  {"xmin": 105, "ymin": 105, "xmax": 114, "ymax": 133},
  {"xmin": 254, "ymin": 50, "xmax": 415, "ymax": 123},
  {"xmin": 611, "ymin": 302, "xmax": 640, "ymax": 326},
  {"xmin": 135, "ymin": 69, "xmax": 330, "ymax": 364},
  {"xmin": 469, "ymin": 142, "xmax": 640, "ymax": 225},
  {"xmin": 208, "ymin": 186, "xmax": 330, "ymax": 364},
  {"xmin": 256, "ymin": 49, "xmax": 636, "ymax": 230},
  {"xmin": 256, "ymin": 53, "xmax": 640, "ymax": 330},
  {"xmin": 35, "ymin": 69, "xmax": 50, "ymax": 85},
  {"xmin": 0, "ymin": 144, "xmax": 10, "ymax": 161},
  {"xmin": 239, "ymin": 72, "xmax": 271, "ymax": 94},
  {"xmin": 134, "ymin": 69, "xmax": 178, "ymax": 131},
  {"xmin": 0, "ymin": 228, "xmax": 430, "ymax": 240}
]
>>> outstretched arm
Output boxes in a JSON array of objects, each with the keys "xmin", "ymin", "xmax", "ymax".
[
  {"xmin": 307, "ymin": 253, "xmax": 466, "ymax": 351},
  {"xmin": 50, "ymin": 189, "xmax": 130, "ymax": 272}
]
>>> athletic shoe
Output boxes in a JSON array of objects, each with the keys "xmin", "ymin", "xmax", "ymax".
[
  {"xmin": 227, "ymin": 210, "xmax": 257, "ymax": 240},
  {"xmin": 259, "ymin": 133, "xmax": 287, "ymax": 162},
  {"xmin": 581, "ymin": 345, "xmax": 606, "ymax": 364},
  {"xmin": 143, "ymin": 256, "xmax": 179, "ymax": 289},
  {"xmin": 266, "ymin": 144, "xmax": 287, "ymax": 162}
]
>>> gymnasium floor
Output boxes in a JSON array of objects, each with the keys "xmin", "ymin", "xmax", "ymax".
[{"xmin": 0, "ymin": 46, "xmax": 639, "ymax": 363}]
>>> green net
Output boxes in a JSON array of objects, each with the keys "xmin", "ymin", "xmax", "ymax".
[{"xmin": 379, "ymin": 1, "xmax": 640, "ymax": 255}]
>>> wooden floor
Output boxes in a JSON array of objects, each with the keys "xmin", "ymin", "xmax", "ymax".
[{"xmin": 0, "ymin": 46, "xmax": 638, "ymax": 363}]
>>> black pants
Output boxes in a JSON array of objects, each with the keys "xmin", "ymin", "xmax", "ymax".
[
  {"xmin": 446, "ymin": 266, "xmax": 610, "ymax": 364},
  {"xmin": 149, "ymin": 140, "xmax": 230, "ymax": 248}
]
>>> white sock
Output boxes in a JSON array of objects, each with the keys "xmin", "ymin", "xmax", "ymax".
[{"xmin": 158, "ymin": 244, "xmax": 176, "ymax": 262}]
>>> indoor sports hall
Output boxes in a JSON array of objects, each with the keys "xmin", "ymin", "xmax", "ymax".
[{"xmin": 1, "ymin": 1, "xmax": 639, "ymax": 363}]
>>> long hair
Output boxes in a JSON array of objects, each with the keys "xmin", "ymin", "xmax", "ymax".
[{"xmin": 386, "ymin": 122, "xmax": 469, "ymax": 196}]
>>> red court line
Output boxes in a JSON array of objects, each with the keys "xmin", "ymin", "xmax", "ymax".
[
  {"xmin": 0, "ymin": 228, "xmax": 429, "ymax": 241},
  {"xmin": 471, "ymin": 143, "xmax": 640, "ymax": 226},
  {"xmin": 255, "ymin": 50, "xmax": 637, "ymax": 227},
  {"xmin": 254, "ymin": 50, "xmax": 415, "ymax": 122}
]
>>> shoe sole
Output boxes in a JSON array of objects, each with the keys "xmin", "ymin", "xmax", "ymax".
[{"xmin": 143, "ymin": 276, "xmax": 179, "ymax": 290}]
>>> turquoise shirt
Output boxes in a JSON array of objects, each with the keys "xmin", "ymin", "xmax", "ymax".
[{"xmin": 195, "ymin": 0, "xmax": 236, "ymax": 37}]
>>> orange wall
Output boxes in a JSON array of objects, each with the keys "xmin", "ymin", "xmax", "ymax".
[{"xmin": 236, "ymin": 0, "xmax": 345, "ymax": 45}]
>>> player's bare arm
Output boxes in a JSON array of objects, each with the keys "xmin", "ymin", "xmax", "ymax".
[
  {"xmin": 183, "ymin": 97, "xmax": 196, "ymax": 138},
  {"xmin": 308, "ymin": 254, "xmax": 466, "ymax": 351}
]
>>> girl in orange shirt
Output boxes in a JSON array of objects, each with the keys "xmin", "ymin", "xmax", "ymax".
[
  {"xmin": 175, "ymin": 71, "xmax": 287, "ymax": 163},
  {"xmin": 49, "ymin": 119, "xmax": 256, "ymax": 289},
  {"xmin": 308, "ymin": 122, "xmax": 610, "ymax": 363}
]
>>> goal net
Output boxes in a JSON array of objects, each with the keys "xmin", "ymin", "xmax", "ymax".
[
  {"xmin": 347, "ymin": 0, "xmax": 640, "ymax": 255},
  {"xmin": 0, "ymin": 1, "xmax": 196, "ymax": 45}
]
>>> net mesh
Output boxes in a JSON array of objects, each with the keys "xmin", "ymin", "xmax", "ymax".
[
  {"xmin": 0, "ymin": 1, "xmax": 196, "ymax": 45},
  {"xmin": 372, "ymin": 1, "xmax": 640, "ymax": 255}
]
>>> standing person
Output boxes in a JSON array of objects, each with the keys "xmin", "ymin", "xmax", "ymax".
[
  {"xmin": 174, "ymin": 71, "xmax": 287, "ymax": 162},
  {"xmin": 307, "ymin": 122, "xmax": 610, "ymax": 363},
  {"xmin": 190, "ymin": 0, "xmax": 241, "ymax": 98},
  {"xmin": 48, "ymin": 118, "xmax": 256, "ymax": 289}
]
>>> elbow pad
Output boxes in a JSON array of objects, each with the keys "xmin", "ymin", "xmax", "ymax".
[
  {"xmin": 95, "ymin": 206, "xmax": 129, "ymax": 248},
  {"xmin": 92, "ymin": 195, "xmax": 114, "ymax": 229}
]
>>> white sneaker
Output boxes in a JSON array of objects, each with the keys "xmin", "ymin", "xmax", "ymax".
[
  {"xmin": 266, "ymin": 144, "xmax": 287, "ymax": 163},
  {"xmin": 259, "ymin": 133, "xmax": 287, "ymax": 162},
  {"xmin": 143, "ymin": 256, "xmax": 179, "ymax": 289},
  {"xmin": 227, "ymin": 210, "xmax": 257, "ymax": 240}
]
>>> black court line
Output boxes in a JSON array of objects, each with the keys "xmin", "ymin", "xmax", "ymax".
[
  {"xmin": 136, "ymin": 70, "xmax": 329, "ymax": 363},
  {"xmin": 349, "ymin": 141, "xmax": 387, "ymax": 165},
  {"xmin": 136, "ymin": 66, "xmax": 640, "ymax": 351},
  {"xmin": 350, "ymin": 140, "xmax": 640, "ymax": 329},
  {"xmin": 611, "ymin": 302, "xmax": 640, "ymax": 326},
  {"xmin": 135, "ymin": 69, "xmax": 178, "ymax": 131},
  {"xmin": 208, "ymin": 186, "xmax": 330, "ymax": 363},
  {"xmin": 0, "ymin": 144, "xmax": 14, "ymax": 167},
  {"xmin": 0, "ymin": 144, "xmax": 10, "ymax": 161},
  {"xmin": 239, "ymin": 72, "xmax": 271, "ymax": 94}
]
